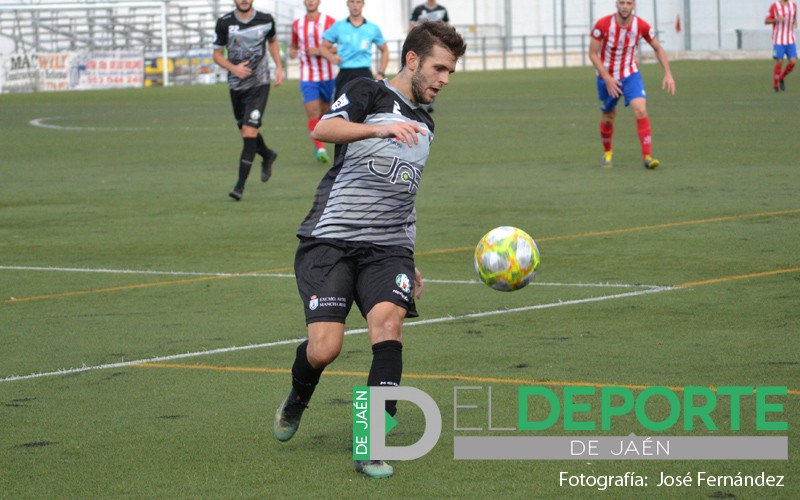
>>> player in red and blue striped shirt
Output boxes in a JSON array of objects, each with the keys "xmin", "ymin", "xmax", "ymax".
[
  {"xmin": 291, "ymin": 0, "xmax": 337, "ymax": 163},
  {"xmin": 589, "ymin": 0, "xmax": 675, "ymax": 169},
  {"xmin": 766, "ymin": 0, "xmax": 798, "ymax": 92}
]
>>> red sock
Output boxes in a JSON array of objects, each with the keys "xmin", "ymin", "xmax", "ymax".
[
  {"xmin": 600, "ymin": 122, "xmax": 613, "ymax": 152},
  {"xmin": 308, "ymin": 117, "xmax": 324, "ymax": 149},
  {"xmin": 774, "ymin": 63, "xmax": 783, "ymax": 88},
  {"xmin": 781, "ymin": 62, "xmax": 795, "ymax": 80},
  {"xmin": 636, "ymin": 116, "xmax": 652, "ymax": 158}
]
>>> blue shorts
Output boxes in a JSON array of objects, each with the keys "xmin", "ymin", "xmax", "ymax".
[
  {"xmin": 299, "ymin": 80, "xmax": 335, "ymax": 104},
  {"xmin": 597, "ymin": 72, "xmax": 646, "ymax": 113},
  {"xmin": 773, "ymin": 43, "xmax": 798, "ymax": 60}
]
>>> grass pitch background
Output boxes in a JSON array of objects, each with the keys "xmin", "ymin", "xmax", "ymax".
[{"xmin": 1, "ymin": 60, "xmax": 798, "ymax": 498}]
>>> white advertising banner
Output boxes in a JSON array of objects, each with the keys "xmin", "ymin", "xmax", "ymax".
[{"xmin": 1, "ymin": 51, "xmax": 144, "ymax": 93}]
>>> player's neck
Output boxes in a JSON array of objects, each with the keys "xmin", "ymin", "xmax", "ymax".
[
  {"xmin": 306, "ymin": 11, "xmax": 320, "ymax": 21},
  {"xmin": 349, "ymin": 15, "xmax": 365, "ymax": 26},
  {"xmin": 236, "ymin": 8, "xmax": 255, "ymax": 22},
  {"xmin": 615, "ymin": 12, "xmax": 633, "ymax": 27},
  {"xmin": 388, "ymin": 73, "xmax": 413, "ymax": 104}
]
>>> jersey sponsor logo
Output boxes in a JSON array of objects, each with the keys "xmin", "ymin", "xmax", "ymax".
[
  {"xmin": 648, "ymin": 28, "xmax": 655, "ymax": 39},
  {"xmin": 592, "ymin": 28, "xmax": 602, "ymax": 38},
  {"xmin": 250, "ymin": 109, "xmax": 261, "ymax": 121},
  {"xmin": 368, "ymin": 156, "xmax": 421, "ymax": 193},
  {"xmin": 309, "ymin": 295, "xmax": 319, "ymax": 310},
  {"xmin": 395, "ymin": 273, "xmax": 411, "ymax": 293},
  {"xmin": 331, "ymin": 93, "xmax": 350, "ymax": 110}
]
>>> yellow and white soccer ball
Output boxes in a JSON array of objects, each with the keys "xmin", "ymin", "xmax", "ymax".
[{"xmin": 474, "ymin": 226, "xmax": 540, "ymax": 291}]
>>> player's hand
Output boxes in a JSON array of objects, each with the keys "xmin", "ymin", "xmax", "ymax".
[
  {"xmin": 413, "ymin": 267, "xmax": 424, "ymax": 299},
  {"xmin": 662, "ymin": 75, "xmax": 676, "ymax": 95},
  {"xmin": 379, "ymin": 121, "xmax": 426, "ymax": 147},
  {"xmin": 273, "ymin": 67, "xmax": 285, "ymax": 87},
  {"xmin": 232, "ymin": 60, "xmax": 252, "ymax": 80},
  {"xmin": 605, "ymin": 76, "xmax": 622, "ymax": 98}
]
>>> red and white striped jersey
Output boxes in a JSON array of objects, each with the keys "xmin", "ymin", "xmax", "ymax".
[
  {"xmin": 767, "ymin": 1, "xmax": 797, "ymax": 45},
  {"xmin": 291, "ymin": 13, "xmax": 336, "ymax": 82},
  {"xmin": 591, "ymin": 14, "xmax": 655, "ymax": 80}
]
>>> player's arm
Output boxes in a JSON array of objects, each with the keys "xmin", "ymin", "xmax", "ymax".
[
  {"xmin": 312, "ymin": 115, "xmax": 426, "ymax": 147},
  {"xmin": 588, "ymin": 36, "xmax": 622, "ymax": 98},
  {"xmin": 376, "ymin": 42, "xmax": 390, "ymax": 78},
  {"xmin": 647, "ymin": 38, "xmax": 676, "ymax": 95},
  {"xmin": 213, "ymin": 48, "xmax": 252, "ymax": 79},
  {"xmin": 319, "ymin": 39, "xmax": 342, "ymax": 65},
  {"xmin": 289, "ymin": 28, "xmax": 299, "ymax": 59},
  {"xmin": 765, "ymin": 10, "xmax": 783, "ymax": 24},
  {"xmin": 267, "ymin": 37, "xmax": 284, "ymax": 86}
]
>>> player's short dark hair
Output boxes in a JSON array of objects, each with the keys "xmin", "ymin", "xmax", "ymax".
[{"xmin": 401, "ymin": 21, "xmax": 467, "ymax": 69}]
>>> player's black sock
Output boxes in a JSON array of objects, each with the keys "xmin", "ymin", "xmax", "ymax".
[
  {"xmin": 291, "ymin": 340, "xmax": 324, "ymax": 403},
  {"xmin": 235, "ymin": 137, "xmax": 258, "ymax": 190},
  {"xmin": 256, "ymin": 133, "xmax": 271, "ymax": 159},
  {"xmin": 367, "ymin": 340, "xmax": 403, "ymax": 417}
]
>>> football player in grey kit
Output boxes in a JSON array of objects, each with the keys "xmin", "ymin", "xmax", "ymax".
[
  {"xmin": 273, "ymin": 21, "xmax": 466, "ymax": 479},
  {"xmin": 213, "ymin": 0, "xmax": 284, "ymax": 201}
]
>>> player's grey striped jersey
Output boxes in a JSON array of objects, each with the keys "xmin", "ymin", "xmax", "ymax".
[
  {"xmin": 213, "ymin": 10, "xmax": 276, "ymax": 90},
  {"xmin": 297, "ymin": 78, "xmax": 435, "ymax": 251}
]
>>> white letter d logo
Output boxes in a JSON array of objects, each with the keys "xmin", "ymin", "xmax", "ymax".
[{"xmin": 370, "ymin": 387, "xmax": 441, "ymax": 460}]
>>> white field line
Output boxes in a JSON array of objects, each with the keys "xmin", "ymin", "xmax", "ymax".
[
  {"xmin": 1, "ymin": 265, "xmax": 666, "ymax": 289},
  {"xmin": 29, "ymin": 117, "xmax": 292, "ymax": 132},
  {"xmin": 0, "ymin": 265, "xmax": 293, "ymax": 278},
  {"xmin": 0, "ymin": 284, "xmax": 679, "ymax": 383}
]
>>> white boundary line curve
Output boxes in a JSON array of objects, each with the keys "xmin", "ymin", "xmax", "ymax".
[{"xmin": 0, "ymin": 285, "xmax": 678, "ymax": 383}]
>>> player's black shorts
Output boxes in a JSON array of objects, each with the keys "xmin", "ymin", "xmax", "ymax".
[
  {"xmin": 230, "ymin": 84, "xmax": 270, "ymax": 129},
  {"xmin": 294, "ymin": 237, "xmax": 419, "ymax": 324}
]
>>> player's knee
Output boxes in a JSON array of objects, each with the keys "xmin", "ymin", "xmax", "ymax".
[
  {"xmin": 368, "ymin": 318, "xmax": 404, "ymax": 344},
  {"xmin": 307, "ymin": 343, "xmax": 340, "ymax": 367}
]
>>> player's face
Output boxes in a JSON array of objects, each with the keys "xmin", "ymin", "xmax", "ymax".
[
  {"xmin": 347, "ymin": 0, "xmax": 364, "ymax": 17},
  {"xmin": 616, "ymin": 0, "xmax": 635, "ymax": 20},
  {"xmin": 305, "ymin": 0, "xmax": 321, "ymax": 13},
  {"xmin": 234, "ymin": 0, "xmax": 253, "ymax": 14},
  {"xmin": 410, "ymin": 45, "xmax": 458, "ymax": 105}
]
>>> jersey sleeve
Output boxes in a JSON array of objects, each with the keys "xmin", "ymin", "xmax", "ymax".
[
  {"xmin": 266, "ymin": 14, "xmax": 277, "ymax": 40},
  {"xmin": 325, "ymin": 78, "xmax": 376, "ymax": 124},
  {"xmin": 373, "ymin": 25, "xmax": 386, "ymax": 46},
  {"xmin": 590, "ymin": 18, "xmax": 607, "ymax": 41},
  {"xmin": 322, "ymin": 21, "xmax": 339, "ymax": 42},
  {"xmin": 325, "ymin": 16, "xmax": 336, "ymax": 30},
  {"xmin": 213, "ymin": 18, "xmax": 227, "ymax": 50},
  {"xmin": 410, "ymin": 6, "xmax": 422, "ymax": 23},
  {"xmin": 443, "ymin": 10, "xmax": 450, "ymax": 23},
  {"xmin": 639, "ymin": 18, "xmax": 655, "ymax": 43},
  {"xmin": 291, "ymin": 20, "xmax": 299, "ymax": 46}
]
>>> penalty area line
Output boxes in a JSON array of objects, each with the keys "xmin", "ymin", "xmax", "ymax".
[{"xmin": 0, "ymin": 286, "xmax": 677, "ymax": 383}]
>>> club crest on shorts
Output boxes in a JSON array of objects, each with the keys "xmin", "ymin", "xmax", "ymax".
[
  {"xmin": 395, "ymin": 274, "xmax": 411, "ymax": 293},
  {"xmin": 309, "ymin": 295, "xmax": 319, "ymax": 310}
]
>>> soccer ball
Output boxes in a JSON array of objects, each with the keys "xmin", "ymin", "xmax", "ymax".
[{"xmin": 474, "ymin": 226, "xmax": 540, "ymax": 291}]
